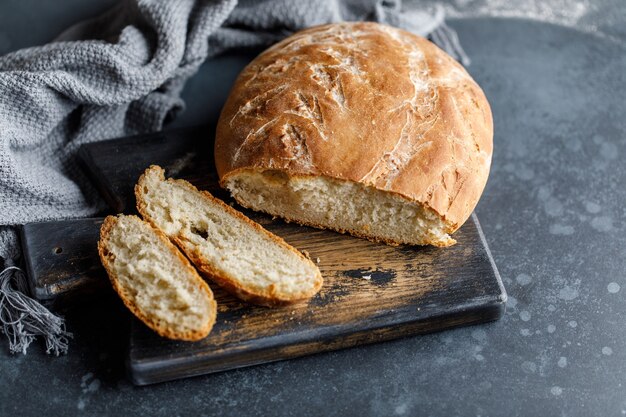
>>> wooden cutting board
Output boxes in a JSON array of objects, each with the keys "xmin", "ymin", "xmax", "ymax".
[{"xmin": 20, "ymin": 127, "xmax": 506, "ymax": 385}]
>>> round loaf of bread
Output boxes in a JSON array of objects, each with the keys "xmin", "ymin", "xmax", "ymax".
[{"xmin": 215, "ymin": 22, "xmax": 493, "ymax": 247}]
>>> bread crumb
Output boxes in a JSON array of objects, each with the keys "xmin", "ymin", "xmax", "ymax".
[
  {"xmin": 362, "ymin": 274, "xmax": 372, "ymax": 280},
  {"xmin": 302, "ymin": 250, "xmax": 311, "ymax": 260},
  {"xmin": 316, "ymin": 257, "xmax": 321, "ymax": 264},
  {"xmin": 168, "ymin": 152, "xmax": 196, "ymax": 176}
]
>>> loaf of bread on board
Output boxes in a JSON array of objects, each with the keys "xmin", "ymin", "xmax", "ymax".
[
  {"xmin": 135, "ymin": 165, "xmax": 323, "ymax": 307},
  {"xmin": 98, "ymin": 214, "xmax": 217, "ymax": 341},
  {"xmin": 215, "ymin": 22, "xmax": 493, "ymax": 247}
]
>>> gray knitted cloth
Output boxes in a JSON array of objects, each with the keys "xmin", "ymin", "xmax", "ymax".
[{"xmin": 0, "ymin": 0, "xmax": 466, "ymax": 354}]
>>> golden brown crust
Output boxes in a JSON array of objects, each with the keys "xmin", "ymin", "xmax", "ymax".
[
  {"xmin": 135, "ymin": 166, "xmax": 323, "ymax": 307},
  {"xmin": 98, "ymin": 214, "xmax": 217, "ymax": 341},
  {"xmin": 215, "ymin": 22, "xmax": 493, "ymax": 234}
]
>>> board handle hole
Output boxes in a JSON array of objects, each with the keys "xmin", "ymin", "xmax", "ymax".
[{"xmin": 53, "ymin": 247, "xmax": 63, "ymax": 255}]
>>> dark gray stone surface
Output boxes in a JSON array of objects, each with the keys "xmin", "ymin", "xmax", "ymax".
[{"xmin": 1, "ymin": 2, "xmax": 625, "ymax": 416}]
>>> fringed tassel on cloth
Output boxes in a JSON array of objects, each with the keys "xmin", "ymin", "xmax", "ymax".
[{"xmin": 0, "ymin": 227, "xmax": 72, "ymax": 355}]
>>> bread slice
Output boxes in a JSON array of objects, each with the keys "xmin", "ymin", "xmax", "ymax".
[
  {"xmin": 135, "ymin": 165, "xmax": 323, "ymax": 306},
  {"xmin": 98, "ymin": 214, "xmax": 217, "ymax": 341}
]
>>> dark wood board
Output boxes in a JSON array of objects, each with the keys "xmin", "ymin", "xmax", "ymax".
[
  {"xmin": 20, "ymin": 127, "xmax": 506, "ymax": 385},
  {"xmin": 128, "ymin": 213, "xmax": 504, "ymax": 385},
  {"xmin": 20, "ymin": 217, "xmax": 111, "ymax": 308},
  {"xmin": 77, "ymin": 125, "xmax": 224, "ymax": 213}
]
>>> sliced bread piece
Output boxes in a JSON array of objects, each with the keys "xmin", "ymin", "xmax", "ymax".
[
  {"xmin": 135, "ymin": 165, "xmax": 323, "ymax": 307},
  {"xmin": 98, "ymin": 214, "xmax": 217, "ymax": 341}
]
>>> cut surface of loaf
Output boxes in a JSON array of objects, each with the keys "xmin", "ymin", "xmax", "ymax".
[
  {"xmin": 135, "ymin": 165, "xmax": 323, "ymax": 306},
  {"xmin": 98, "ymin": 214, "xmax": 217, "ymax": 341},
  {"xmin": 215, "ymin": 22, "xmax": 493, "ymax": 246},
  {"xmin": 224, "ymin": 170, "xmax": 455, "ymax": 247}
]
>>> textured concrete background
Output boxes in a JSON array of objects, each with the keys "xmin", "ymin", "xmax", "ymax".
[{"xmin": 1, "ymin": 1, "xmax": 625, "ymax": 416}]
